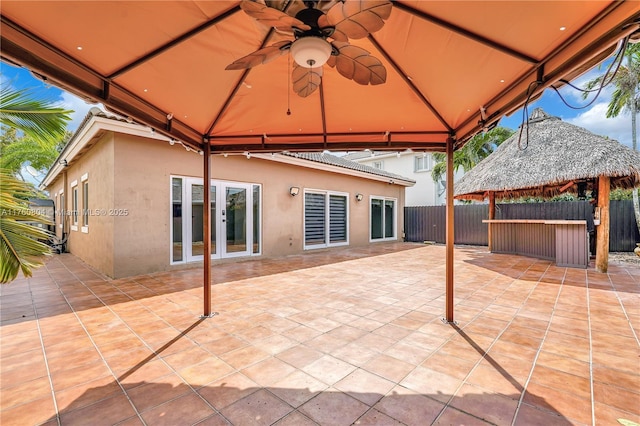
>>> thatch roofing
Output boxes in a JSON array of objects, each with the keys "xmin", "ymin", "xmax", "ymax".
[{"xmin": 454, "ymin": 108, "xmax": 640, "ymax": 200}]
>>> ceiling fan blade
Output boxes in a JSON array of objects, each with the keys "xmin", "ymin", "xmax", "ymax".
[
  {"xmin": 292, "ymin": 64, "xmax": 323, "ymax": 97},
  {"xmin": 330, "ymin": 42, "xmax": 386, "ymax": 85},
  {"xmin": 324, "ymin": 0, "xmax": 392, "ymax": 40},
  {"xmin": 318, "ymin": 14, "xmax": 347, "ymax": 41},
  {"xmin": 240, "ymin": 0, "xmax": 311, "ymax": 32},
  {"xmin": 225, "ymin": 41, "xmax": 292, "ymax": 70}
]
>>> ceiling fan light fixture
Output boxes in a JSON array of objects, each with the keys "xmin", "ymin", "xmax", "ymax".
[{"xmin": 291, "ymin": 37, "xmax": 331, "ymax": 68}]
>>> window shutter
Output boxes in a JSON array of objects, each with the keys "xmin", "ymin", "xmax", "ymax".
[
  {"xmin": 329, "ymin": 195, "xmax": 347, "ymax": 243},
  {"xmin": 305, "ymin": 193, "xmax": 326, "ymax": 245}
]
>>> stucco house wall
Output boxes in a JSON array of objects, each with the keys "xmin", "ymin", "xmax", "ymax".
[
  {"xmin": 47, "ymin": 134, "xmax": 116, "ymax": 276},
  {"xmin": 43, "ymin": 111, "xmax": 413, "ymax": 278},
  {"xmin": 349, "ymin": 152, "xmax": 465, "ymax": 206}
]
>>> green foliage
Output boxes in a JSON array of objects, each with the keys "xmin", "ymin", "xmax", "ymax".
[
  {"xmin": 0, "ymin": 169, "xmax": 52, "ymax": 283},
  {"xmin": 431, "ymin": 126, "xmax": 514, "ymax": 183},
  {"xmin": 502, "ymin": 189, "xmax": 632, "ymax": 203},
  {"xmin": 0, "ymin": 81, "xmax": 72, "ymax": 282},
  {"xmin": 0, "ymin": 127, "xmax": 60, "ymax": 178},
  {"xmin": 500, "ymin": 193, "xmax": 578, "ymax": 203},
  {"xmin": 0, "ymin": 85, "xmax": 71, "ymax": 144},
  {"xmin": 582, "ymin": 43, "xmax": 640, "ymax": 119},
  {"xmin": 610, "ymin": 188, "xmax": 633, "ymax": 200}
]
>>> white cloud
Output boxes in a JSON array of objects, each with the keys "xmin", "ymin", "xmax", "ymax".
[
  {"xmin": 566, "ymin": 102, "xmax": 637, "ymax": 148},
  {"xmin": 59, "ymin": 91, "xmax": 104, "ymax": 132}
]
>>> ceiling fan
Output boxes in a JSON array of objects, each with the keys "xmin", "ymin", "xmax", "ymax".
[{"xmin": 226, "ymin": 0, "xmax": 392, "ymax": 97}]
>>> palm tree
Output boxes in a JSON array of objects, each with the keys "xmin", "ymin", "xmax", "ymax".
[
  {"xmin": 0, "ymin": 82, "xmax": 71, "ymax": 282},
  {"xmin": 0, "ymin": 170, "xmax": 53, "ymax": 283},
  {"xmin": 1, "ymin": 127, "xmax": 72, "ymax": 180},
  {"xmin": 0, "ymin": 86, "xmax": 71, "ymax": 143},
  {"xmin": 431, "ymin": 126, "xmax": 514, "ymax": 183},
  {"xmin": 583, "ymin": 43, "xmax": 640, "ymax": 232}
]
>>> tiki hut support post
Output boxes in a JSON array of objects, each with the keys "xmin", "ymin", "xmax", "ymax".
[
  {"xmin": 445, "ymin": 137, "xmax": 455, "ymax": 322},
  {"xmin": 202, "ymin": 141, "xmax": 214, "ymax": 318},
  {"xmin": 488, "ymin": 192, "xmax": 496, "ymax": 251},
  {"xmin": 595, "ymin": 176, "xmax": 610, "ymax": 273}
]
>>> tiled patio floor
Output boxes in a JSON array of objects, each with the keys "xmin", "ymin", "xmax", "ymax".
[{"xmin": 1, "ymin": 243, "xmax": 638, "ymax": 425}]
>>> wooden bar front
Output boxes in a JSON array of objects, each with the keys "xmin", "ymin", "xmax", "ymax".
[{"xmin": 483, "ymin": 220, "xmax": 589, "ymax": 268}]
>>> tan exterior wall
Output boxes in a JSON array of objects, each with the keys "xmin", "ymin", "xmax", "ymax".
[
  {"xmin": 47, "ymin": 134, "xmax": 116, "ymax": 276},
  {"xmin": 50, "ymin": 131, "xmax": 407, "ymax": 278},
  {"xmin": 112, "ymin": 135, "xmax": 202, "ymax": 277}
]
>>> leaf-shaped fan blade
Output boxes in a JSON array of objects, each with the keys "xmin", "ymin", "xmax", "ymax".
[
  {"xmin": 331, "ymin": 42, "xmax": 386, "ymax": 85},
  {"xmin": 292, "ymin": 64, "xmax": 323, "ymax": 97},
  {"xmin": 317, "ymin": 14, "xmax": 347, "ymax": 42},
  {"xmin": 226, "ymin": 41, "xmax": 291, "ymax": 70},
  {"xmin": 240, "ymin": 0, "xmax": 311, "ymax": 32},
  {"xmin": 324, "ymin": 0, "xmax": 392, "ymax": 40}
]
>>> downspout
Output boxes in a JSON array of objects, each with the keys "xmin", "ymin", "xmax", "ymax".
[{"xmin": 62, "ymin": 169, "xmax": 68, "ymax": 248}]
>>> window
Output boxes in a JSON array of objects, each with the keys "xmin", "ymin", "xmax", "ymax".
[
  {"xmin": 304, "ymin": 190, "xmax": 348, "ymax": 249},
  {"xmin": 71, "ymin": 181, "xmax": 78, "ymax": 231},
  {"xmin": 372, "ymin": 160, "xmax": 384, "ymax": 170},
  {"xmin": 81, "ymin": 173, "xmax": 89, "ymax": 232},
  {"xmin": 253, "ymin": 184, "xmax": 261, "ymax": 254},
  {"xmin": 57, "ymin": 191, "xmax": 64, "ymax": 230},
  {"xmin": 370, "ymin": 197, "xmax": 396, "ymax": 241},
  {"xmin": 414, "ymin": 155, "xmax": 431, "ymax": 172},
  {"xmin": 172, "ymin": 177, "xmax": 183, "ymax": 262}
]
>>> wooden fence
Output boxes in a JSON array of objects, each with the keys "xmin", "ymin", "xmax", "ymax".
[{"xmin": 404, "ymin": 200, "xmax": 639, "ymax": 252}]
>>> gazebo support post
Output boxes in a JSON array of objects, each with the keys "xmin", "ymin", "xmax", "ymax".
[
  {"xmin": 445, "ymin": 137, "xmax": 455, "ymax": 323},
  {"xmin": 595, "ymin": 175, "xmax": 610, "ymax": 273},
  {"xmin": 488, "ymin": 192, "xmax": 495, "ymax": 251},
  {"xmin": 201, "ymin": 141, "xmax": 215, "ymax": 318}
]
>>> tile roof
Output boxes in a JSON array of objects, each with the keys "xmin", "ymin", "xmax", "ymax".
[{"xmin": 283, "ymin": 152, "xmax": 414, "ymax": 183}]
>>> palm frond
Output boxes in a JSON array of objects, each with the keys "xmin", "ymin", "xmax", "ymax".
[
  {"xmin": 0, "ymin": 85, "xmax": 71, "ymax": 143},
  {"xmin": 0, "ymin": 169, "xmax": 52, "ymax": 283}
]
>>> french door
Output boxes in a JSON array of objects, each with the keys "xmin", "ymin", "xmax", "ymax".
[{"xmin": 180, "ymin": 178, "xmax": 255, "ymax": 262}]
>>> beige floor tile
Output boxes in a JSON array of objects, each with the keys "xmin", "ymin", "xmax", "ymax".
[
  {"xmin": 303, "ymin": 355, "xmax": 357, "ymax": 385},
  {"xmin": 2, "ymin": 245, "xmax": 639, "ymax": 425},
  {"xmin": 334, "ymin": 368, "xmax": 395, "ymax": 406},
  {"xmin": 364, "ymin": 354, "xmax": 414, "ymax": 383},
  {"xmin": 220, "ymin": 389, "xmax": 293, "ymax": 426},
  {"xmin": 270, "ymin": 370, "xmax": 328, "ymax": 407},
  {"xmin": 241, "ymin": 357, "xmax": 296, "ymax": 387},
  {"xmin": 372, "ymin": 385, "xmax": 445, "ymax": 425},
  {"xmin": 299, "ymin": 389, "xmax": 369, "ymax": 426}
]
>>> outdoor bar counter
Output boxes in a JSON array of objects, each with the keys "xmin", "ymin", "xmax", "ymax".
[{"xmin": 482, "ymin": 219, "xmax": 589, "ymax": 268}]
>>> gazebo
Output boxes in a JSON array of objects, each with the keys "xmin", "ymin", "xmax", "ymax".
[
  {"xmin": 2, "ymin": 1, "xmax": 639, "ymax": 320},
  {"xmin": 455, "ymin": 108, "xmax": 640, "ymax": 272}
]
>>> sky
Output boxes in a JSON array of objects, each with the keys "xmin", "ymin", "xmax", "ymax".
[{"xmin": 1, "ymin": 47, "xmax": 637, "ymax": 152}]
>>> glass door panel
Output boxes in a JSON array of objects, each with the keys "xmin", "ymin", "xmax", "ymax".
[
  {"xmin": 187, "ymin": 183, "xmax": 216, "ymax": 261},
  {"xmin": 223, "ymin": 186, "xmax": 249, "ymax": 256}
]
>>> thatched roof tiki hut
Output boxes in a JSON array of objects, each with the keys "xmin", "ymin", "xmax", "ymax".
[{"xmin": 455, "ymin": 108, "xmax": 640, "ymax": 273}]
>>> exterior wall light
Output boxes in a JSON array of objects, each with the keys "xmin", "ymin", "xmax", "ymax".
[
  {"xmin": 289, "ymin": 186, "xmax": 300, "ymax": 196},
  {"xmin": 355, "ymin": 193, "xmax": 363, "ymax": 201}
]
